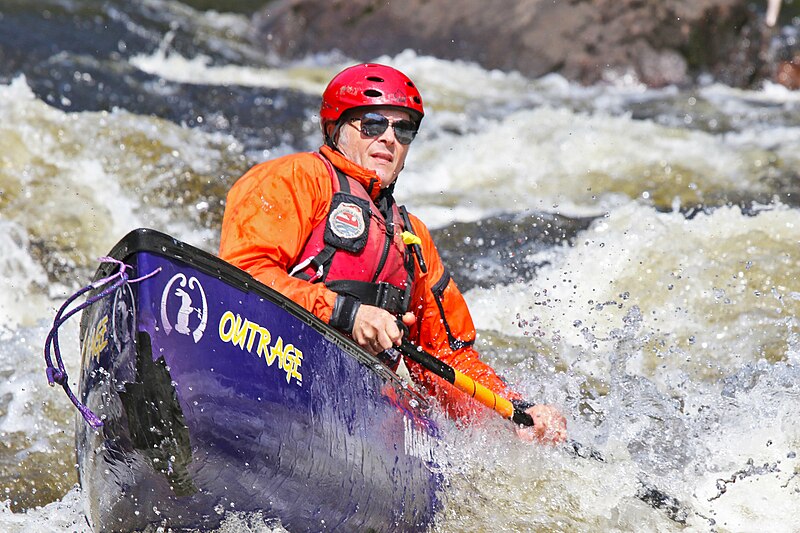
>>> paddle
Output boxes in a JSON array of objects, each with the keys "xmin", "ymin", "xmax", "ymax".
[
  {"xmin": 397, "ymin": 340, "xmax": 539, "ymax": 425},
  {"xmin": 394, "ymin": 339, "xmax": 691, "ymax": 524}
]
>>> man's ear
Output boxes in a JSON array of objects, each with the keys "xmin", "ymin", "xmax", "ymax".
[{"xmin": 325, "ymin": 121, "xmax": 340, "ymax": 146}]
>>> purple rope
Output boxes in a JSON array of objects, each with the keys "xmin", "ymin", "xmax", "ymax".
[{"xmin": 43, "ymin": 257, "xmax": 161, "ymax": 428}]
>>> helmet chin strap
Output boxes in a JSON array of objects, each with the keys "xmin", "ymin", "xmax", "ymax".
[{"xmin": 324, "ymin": 121, "xmax": 343, "ymax": 151}]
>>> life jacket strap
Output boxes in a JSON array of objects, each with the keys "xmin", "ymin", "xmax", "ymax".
[
  {"xmin": 288, "ymin": 255, "xmax": 322, "ymax": 281},
  {"xmin": 290, "ymin": 246, "xmax": 337, "ymax": 282},
  {"xmin": 327, "ymin": 279, "xmax": 409, "ymax": 315},
  {"xmin": 398, "ymin": 206, "xmax": 427, "ymax": 274}
]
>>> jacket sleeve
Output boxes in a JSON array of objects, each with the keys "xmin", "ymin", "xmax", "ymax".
[
  {"xmin": 404, "ymin": 213, "xmax": 522, "ymax": 420},
  {"xmin": 219, "ymin": 154, "xmax": 339, "ymax": 321}
]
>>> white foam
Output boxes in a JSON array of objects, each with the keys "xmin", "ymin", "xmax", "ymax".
[
  {"xmin": 400, "ymin": 106, "xmax": 764, "ymax": 222},
  {"xmin": 130, "ymin": 50, "xmax": 331, "ymax": 94},
  {"xmin": 0, "ymin": 221, "xmax": 49, "ymax": 332},
  {"xmin": 702, "ymin": 80, "xmax": 800, "ymax": 105},
  {"xmin": 0, "ymin": 76, "xmax": 243, "ymax": 257},
  {"xmin": 0, "ymin": 487, "xmax": 90, "ymax": 533},
  {"xmin": 690, "ymin": 368, "xmax": 800, "ymax": 532},
  {"xmin": 467, "ymin": 203, "xmax": 800, "ymax": 379}
]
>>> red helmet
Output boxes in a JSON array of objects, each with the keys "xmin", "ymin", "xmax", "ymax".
[{"xmin": 320, "ymin": 63, "xmax": 425, "ymax": 127}]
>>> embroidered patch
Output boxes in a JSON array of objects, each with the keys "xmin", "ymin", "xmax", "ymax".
[
  {"xmin": 329, "ymin": 202, "xmax": 366, "ymax": 239},
  {"xmin": 324, "ymin": 192, "xmax": 371, "ymax": 252}
]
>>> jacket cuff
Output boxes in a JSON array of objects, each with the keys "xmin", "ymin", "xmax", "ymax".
[
  {"xmin": 329, "ymin": 295, "xmax": 361, "ymax": 334},
  {"xmin": 511, "ymin": 399, "xmax": 536, "ymax": 426}
]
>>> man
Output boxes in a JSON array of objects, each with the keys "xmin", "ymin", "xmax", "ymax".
[{"xmin": 219, "ymin": 63, "xmax": 566, "ymax": 444}]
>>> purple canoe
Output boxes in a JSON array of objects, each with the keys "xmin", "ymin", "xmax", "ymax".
[{"xmin": 75, "ymin": 228, "xmax": 441, "ymax": 532}]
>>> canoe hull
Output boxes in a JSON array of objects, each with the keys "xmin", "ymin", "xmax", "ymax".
[{"xmin": 76, "ymin": 229, "xmax": 440, "ymax": 532}]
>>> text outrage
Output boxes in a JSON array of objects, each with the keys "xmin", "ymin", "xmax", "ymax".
[{"xmin": 218, "ymin": 310, "xmax": 303, "ymax": 386}]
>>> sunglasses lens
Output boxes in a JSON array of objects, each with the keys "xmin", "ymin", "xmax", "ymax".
[
  {"xmin": 360, "ymin": 114, "xmax": 389, "ymax": 137},
  {"xmin": 392, "ymin": 121, "xmax": 417, "ymax": 145},
  {"xmin": 358, "ymin": 113, "xmax": 417, "ymax": 145}
]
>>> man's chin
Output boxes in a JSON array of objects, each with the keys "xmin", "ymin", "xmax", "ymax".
[{"xmin": 370, "ymin": 168, "xmax": 395, "ymax": 187}]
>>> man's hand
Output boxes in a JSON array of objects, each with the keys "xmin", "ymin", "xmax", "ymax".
[
  {"xmin": 352, "ymin": 305, "xmax": 414, "ymax": 355},
  {"xmin": 515, "ymin": 404, "xmax": 567, "ymax": 445}
]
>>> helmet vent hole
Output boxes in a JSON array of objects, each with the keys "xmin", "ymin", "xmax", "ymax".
[
  {"xmin": 366, "ymin": 76, "xmax": 385, "ymax": 83},
  {"xmin": 413, "ymin": 96, "xmax": 421, "ymax": 104},
  {"xmin": 363, "ymin": 89, "xmax": 383, "ymax": 97},
  {"xmin": 407, "ymin": 81, "xmax": 415, "ymax": 87}
]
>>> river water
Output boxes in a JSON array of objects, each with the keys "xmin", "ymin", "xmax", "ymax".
[{"xmin": 1, "ymin": 1, "xmax": 799, "ymax": 531}]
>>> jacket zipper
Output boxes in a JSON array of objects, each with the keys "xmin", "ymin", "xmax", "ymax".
[{"xmin": 371, "ymin": 223, "xmax": 392, "ymax": 282}]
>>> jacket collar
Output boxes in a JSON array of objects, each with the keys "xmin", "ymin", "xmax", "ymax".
[{"xmin": 319, "ymin": 145, "xmax": 383, "ymax": 200}]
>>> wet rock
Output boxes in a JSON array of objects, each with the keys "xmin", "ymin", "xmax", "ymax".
[
  {"xmin": 430, "ymin": 211, "xmax": 596, "ymax": 291},
  {"xmin": 252, "ymin": 0, "xmax": 775, "ymax": 88},
  {"xmin": 776, "ymin": 56, "xmax": 800, "ymax": 89},
  {"xmin": 23, "ymin": 55, "xmax": 315, "ymax": 153},
  {"xmin": 0, "ymin": 1, "xmax": 316, "ymax": 152}
]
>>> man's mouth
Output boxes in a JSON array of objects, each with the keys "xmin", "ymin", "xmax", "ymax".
[{"xmin": 372, "ymin": 152, "xmax": 393, "ymax": 163}]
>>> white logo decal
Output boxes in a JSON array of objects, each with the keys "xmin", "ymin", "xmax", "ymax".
[
  {"xmin": 160, "ymin": 273, "xmax": 208, "ymax": 343},
  {"xmin": 329, "ymin": 202, "xmax": 366, "ymax": 239}
]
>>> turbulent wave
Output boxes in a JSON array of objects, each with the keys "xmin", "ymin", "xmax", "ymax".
[{"xmin": 470, "ymin": 203, "xmax": 800, "ymax": 378}]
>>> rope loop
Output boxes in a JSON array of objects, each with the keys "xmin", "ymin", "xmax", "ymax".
[{"xmin": 43, "ymin": 257, "xmax": 161, "ymax": 428}]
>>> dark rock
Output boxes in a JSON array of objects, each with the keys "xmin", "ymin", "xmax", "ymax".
[
  {"xmin": 0, "ymin": 1, "xmax": 316, "ymax": 152},
  {"xmin": 776, "ymin": 56, "xmax": 800, "ymax": 89},
  {"xmin": 430, "ymin": 211, "xmax": 596, "ymax": 292},
  {"xmin": 252, "ymin": 0, "xmax": 778, "ymax": 88}
]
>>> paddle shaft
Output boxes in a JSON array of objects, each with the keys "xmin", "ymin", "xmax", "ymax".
[
  {"xmin": 396, "ymin": 339, "xmax": 604, "ymax": 461},
  {"xmin": 397, "ymin": 340, "xmax": 533, "ymax": 426}
]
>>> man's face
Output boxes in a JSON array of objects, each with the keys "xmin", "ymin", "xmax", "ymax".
[{"xmin": 334, "ymin": 107, "xmax": 414, "ymax": 189}]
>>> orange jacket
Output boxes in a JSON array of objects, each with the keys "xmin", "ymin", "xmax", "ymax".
[{"xmin": 219, "ymin": 145, "xmax": 521, "ymax": 419}]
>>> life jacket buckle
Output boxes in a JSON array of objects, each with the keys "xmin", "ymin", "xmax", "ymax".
[
  {"xmin": 375, "ymin": 282, "xmax": 406, "ymax": 314},
  {"xmin": 310, "ymin": 263, "xmax": 325, "ymax": 283}
]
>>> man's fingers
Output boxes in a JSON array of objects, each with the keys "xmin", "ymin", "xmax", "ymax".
[
  {"xmin": 376, "ymin": 329, "xmax": 394, "ymax": 351},
  {"xmin": 387, "ymin": 319, "xmax": 405, "ymax": 346},
  {"xmin": 352, "ymin": 304, "xmax": 404, "ymax": 353}
]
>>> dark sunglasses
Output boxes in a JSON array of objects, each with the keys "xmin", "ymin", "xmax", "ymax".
[{"xmin": 350, "ymin": 112, "xmax": 418, "ymax": 145}]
